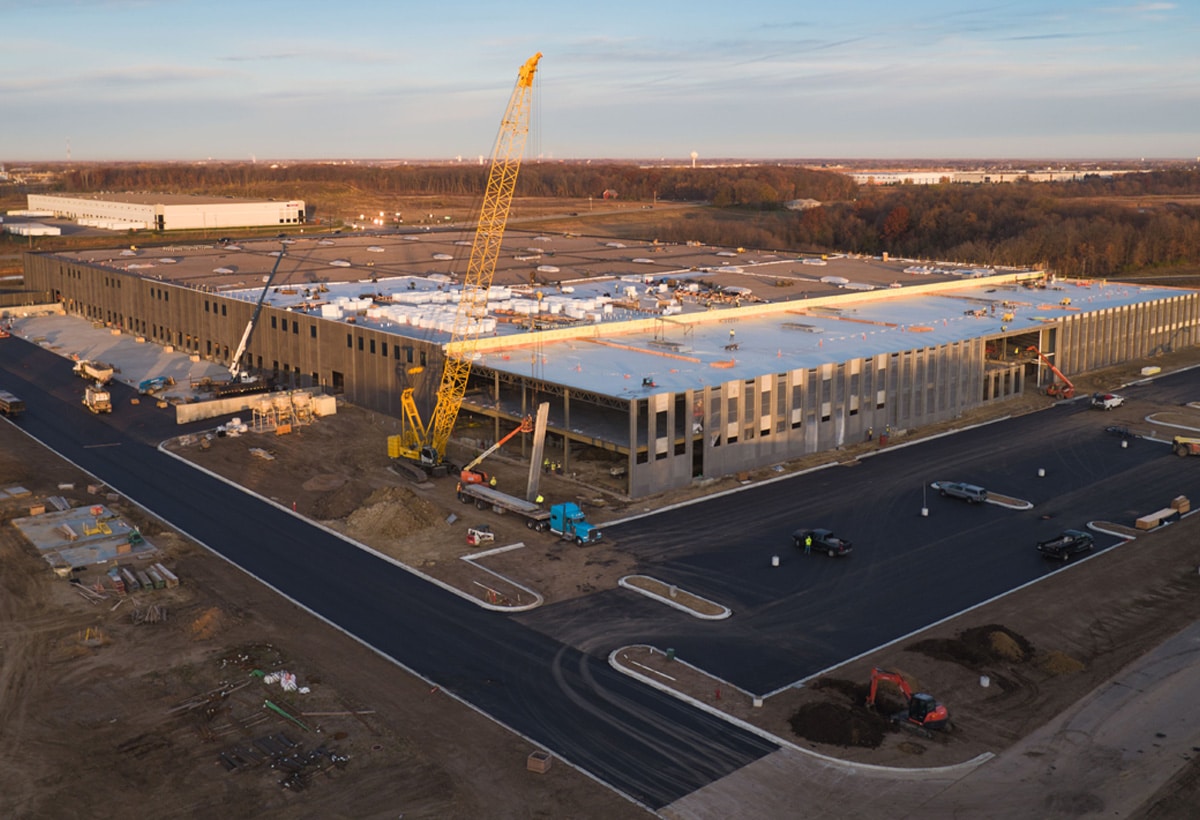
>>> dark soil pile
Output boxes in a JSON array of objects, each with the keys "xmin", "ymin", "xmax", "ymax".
[
  {"xmin": 788, "ymin": 702, "xmax": 887, "ymax": 748},
  {"xmin": 908, "ymin": 623, "xmax": 1034, "ymax": 669}
]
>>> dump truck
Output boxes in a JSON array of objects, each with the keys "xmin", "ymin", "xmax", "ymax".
[
  {"xmin": 73, "ymin": 359, "xmax": 114, "ymax": 384},
  {"xmin": 455, "ymin": 482, "xmax": 602, "ymax": 545},
  {"xmin": 83, "ymin": 383, "xmax": 113, "ymax": 414},
  {"xmin": 0, "ymin": 389, "xmax": 25, "ymax": 417}
]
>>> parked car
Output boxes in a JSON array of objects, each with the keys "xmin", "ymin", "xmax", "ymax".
[
  {"xmin": 792, "ymin": 528, "xmax": 853, "ymax": 557},
  {"xmin": 1036, "ymin": 529, "xmax": 1095, "ymax": 561},
  {"xmin": 1091, "ymin": 392, "xmax": 1125, "ymax": 410},
  {"xmin": 936, "ymin": 481, "xmax": 988, "ymax": 504}
]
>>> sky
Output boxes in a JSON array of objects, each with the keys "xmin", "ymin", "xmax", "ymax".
[{"xmin": 1, "ymin": 0, "xmax": 1197, "ymax": 162}]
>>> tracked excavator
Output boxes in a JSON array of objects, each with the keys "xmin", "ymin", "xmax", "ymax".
[{"xmin": 866, "ymin": 667, "xmax": 951, "ymax": 738}]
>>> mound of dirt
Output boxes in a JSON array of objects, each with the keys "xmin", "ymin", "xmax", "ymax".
[
  {"xmin": 788, "ymin": 702, "xmax": 886, "ymax": 748},
  {"xmin": 344, "ymin": 486, "xmax": 443, "ymax": 541},
  {"xmin": 302, "ymin": 473, "xmax": 347, "ymax": 492},
  {"xmin": 909, "ymin": 624, "xmax": 1034, "ymax": 669},
  {"xmin": 190, "ymin": 607, "xmax": 226, "ymax": 641},
  {"xmin": 311, "ymin": 479, "xmax": 376, "ymax": 520},
  {"xmin": 1040, "ymin": 650, "xmax": 1086, "ymax": 675}
]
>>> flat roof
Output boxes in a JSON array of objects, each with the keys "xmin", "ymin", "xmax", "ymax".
[
  {"xmin": 33, "ymin": 192, "xmax": 300, "ymax": 207},
  {"xmin": 42, "ymin": 229, "xmax": 1187, "ymax": 397}
]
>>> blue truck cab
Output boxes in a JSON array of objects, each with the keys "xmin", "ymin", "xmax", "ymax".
[{"xmin": 549, "ymin": 502, "xmax": 602, "ymax": 546}]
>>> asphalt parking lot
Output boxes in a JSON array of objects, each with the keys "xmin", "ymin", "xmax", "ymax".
[{"xmin": 518, "ymin": 375, "xmax": 1200, "ymax": 695}]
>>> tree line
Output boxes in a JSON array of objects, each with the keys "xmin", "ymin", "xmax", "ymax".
[
  {"xmin": 57, "ymin": 162, "xmax": 856, "ymax": 207},
  {"xmin": 51, "ymin": 162, "xmax": 1200, "ymax": 276},
  {"xmin": 801, "ymin": 173, "xmax": 1200, "ymax": 276},
  {"xmin": 648, "ymin": 171, "xmax": 1200, "ymax": 278}
]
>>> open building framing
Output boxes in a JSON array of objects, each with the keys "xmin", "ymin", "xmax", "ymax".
[{"xmin": 22, "ymin": 227, "xmax": 1200, "ymax": 497}]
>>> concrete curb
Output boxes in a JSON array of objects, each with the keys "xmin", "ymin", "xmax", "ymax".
[{"xmin": 618, "ymin": 575, "xmax": 731, "ymax": 620}]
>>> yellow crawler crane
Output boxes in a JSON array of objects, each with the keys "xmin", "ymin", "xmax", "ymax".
[{"xmin": 388, "ymin": 52, "xmax": 541, "ymax": 473}]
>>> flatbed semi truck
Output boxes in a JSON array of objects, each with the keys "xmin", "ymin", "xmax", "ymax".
[{"xmin": 455, "ymin": 482, "xmax": 602, "ymax": 545}]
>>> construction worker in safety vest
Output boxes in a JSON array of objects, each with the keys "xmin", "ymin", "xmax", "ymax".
[
  {"xmin": 804, "ymin": 534, "xmax": 813, "ymax": 554},
  {"xmin": 488, "ymin": 475, "xmax": 497, "ymax": 488}
]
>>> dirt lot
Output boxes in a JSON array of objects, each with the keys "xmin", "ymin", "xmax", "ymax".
[{"xmin": 3, "ymin": 348, "xmax": 1200, "ymax": 818}]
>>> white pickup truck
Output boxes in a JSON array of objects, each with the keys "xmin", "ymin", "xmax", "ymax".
[{"xmin": 1091, "ymin": 392, "xmax": 1124, "ymax": 410}]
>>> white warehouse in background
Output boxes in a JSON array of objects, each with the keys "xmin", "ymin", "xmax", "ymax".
[{"xmin": 26, "ymin": 193, "xmax": 306, "ymax": 231}]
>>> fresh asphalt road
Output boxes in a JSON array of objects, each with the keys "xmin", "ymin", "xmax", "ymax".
[
  {"xmin": 518, "ymin": 372, "xmax": 1200, "ymax": 695},
  {"xmin": 0, "ymin": 340, "xmax": 776, "ymax": 812}
]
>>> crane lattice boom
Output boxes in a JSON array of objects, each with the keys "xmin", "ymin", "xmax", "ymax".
[{"xmin": 426, "ymin": 52, "xmax": 541, "ymax": 462}]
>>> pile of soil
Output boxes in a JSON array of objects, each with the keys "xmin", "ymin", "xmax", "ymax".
[
  {"xmin": 311, "ymin": 479, "xmax": 377, "ymax": 520},
  {"xmin": 908, "ymin": 623, "xmax": 1034, "ymax": 669},
  {"xmin": 343, "ymin": 486, "xmax": 443, "ymax": 541},
  {"xmin": 788, "ymin": 702, "xmax": 887, "ymax": 748}
]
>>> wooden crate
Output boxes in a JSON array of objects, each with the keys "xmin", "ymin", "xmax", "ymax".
[
  {"xmin": 527, "ymin": 751, "xmax": 552, "ymax": 774},
  {"xmin": 1171, "ymin": 495, "xmax": 1190, "ymax": 513}
]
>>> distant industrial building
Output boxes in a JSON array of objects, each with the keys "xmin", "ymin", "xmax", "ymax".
[
  {"xmin": 25, "ymin": 193, "xmax": 305, "ymax": 232},
  {"xmin": 22, "ymin": 230, "xmax": 1200, "ymax": 497},
  {"xmin": 846, "ymin": 168, "xmax": 1145, "ymax": 186},
  {"xmin": 847, "ymin": 170, "xmax": 953, "ymax": 186}
]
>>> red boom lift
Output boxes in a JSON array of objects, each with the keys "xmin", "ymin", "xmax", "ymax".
[
  {"xmin": 459, "ymin": 416, "xmax": 534, "ymax": 485},
  {"xmin": 1026, "ymin": 345, "xmax": 1075, "ymax": 399}
]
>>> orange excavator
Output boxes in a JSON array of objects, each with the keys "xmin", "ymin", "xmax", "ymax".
[
  {"xmin": 866, "ymin": 667, "xmax": 951, "ymax": 738},
  {"xmin": 459, "ymin": 415, "xmax": 534, "ymax": 485},
  {"xmin": 1026, "ymin": 345, "xmax": 1075, "ymax": 399}
]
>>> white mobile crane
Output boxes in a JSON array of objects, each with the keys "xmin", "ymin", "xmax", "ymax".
[
  {"xmin": 202, "ymin": 245, "xmax": 286, "ymax": 398},
  {"xmin": 388, "ymin": 52, "xmax": 542, "ymax": 474},
  {"xmin": 230, "ymin": 245, "xmax": 287, "ymax": 383}
]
